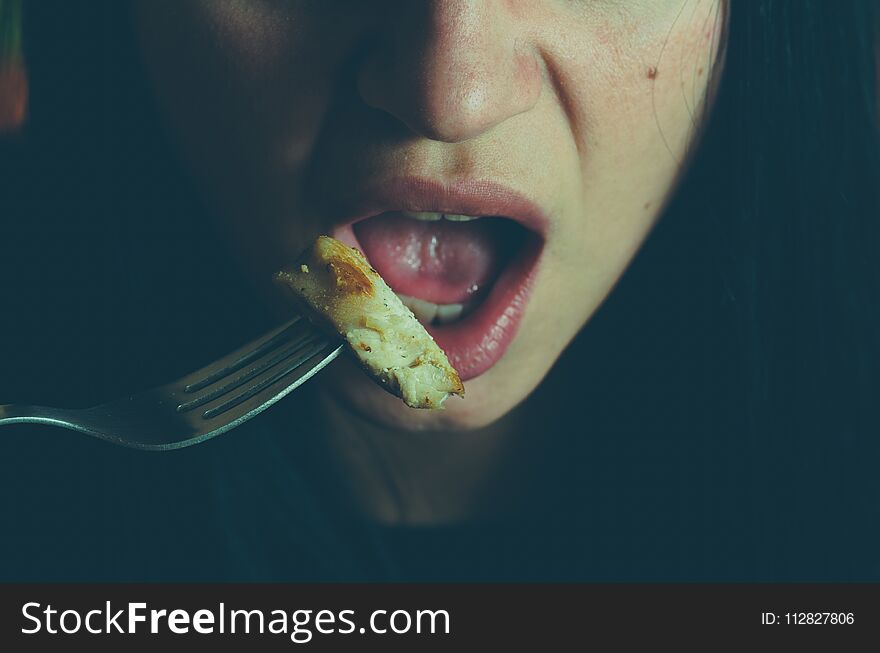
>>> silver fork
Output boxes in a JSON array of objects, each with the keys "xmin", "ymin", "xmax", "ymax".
[{"xmin": 0, "ymin": 316, "xmax": 342, "ymax": 451}]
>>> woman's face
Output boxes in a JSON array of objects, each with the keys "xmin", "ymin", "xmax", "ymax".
[{"xmin": 134, "ymin": 0, "xmax": 724, "ymax": 432}]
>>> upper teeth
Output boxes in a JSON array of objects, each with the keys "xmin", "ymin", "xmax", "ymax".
[{"xmin": 399, "ymin": 211, "xmax": 481, "ymax": 222}]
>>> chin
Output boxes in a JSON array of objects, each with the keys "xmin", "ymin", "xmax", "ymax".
[{"xmin": 317, "ymin": 354, "xmax": 538, "ymax": 433}]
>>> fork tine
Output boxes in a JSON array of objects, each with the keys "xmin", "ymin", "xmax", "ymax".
[
  {"xmin": 176, "ymin": 330, "xmax": 324, "ymax": 414},
  {"xmin": 176, "ymin": 316, "xmax": 307, "ymax": 393},
  {"xmin": 200, "ymin": 339, "xmax": 334, "ymax": 420}
]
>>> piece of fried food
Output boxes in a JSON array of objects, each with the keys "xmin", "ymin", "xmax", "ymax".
[{"xmin": 275, "ymin": 235, "xmax": 464, "ymax": 409}]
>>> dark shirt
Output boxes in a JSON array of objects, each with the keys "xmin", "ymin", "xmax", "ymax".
[{"xmin": 3, "ymin": 376, "xmax": 877, "ymax": 582}]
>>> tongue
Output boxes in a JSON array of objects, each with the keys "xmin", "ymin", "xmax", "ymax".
[{"xmin": 353, "ymin": 212, "xmax": 507, "ymax": 305}]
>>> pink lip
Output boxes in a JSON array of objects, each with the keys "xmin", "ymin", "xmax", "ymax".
[
  {"xmin": 327, "ymin": 177, "xmax": 550, "ymax": 237},
  {"xmin": 328, "ymin": 177, "xmax": 547, "ymax": 381}
]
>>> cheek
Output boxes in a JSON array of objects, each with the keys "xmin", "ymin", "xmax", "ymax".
[
  {"xmin": 195, "ymin": 1, "xmax": 293, "ymax": 74},
  {"xmin": 634, "ymin": 1, "xmax": 724, "ymax": 155},
  {"xmin": 544, "ymin": 0, "xmax": 723, "ymax": 216},
  {"xmin": 134, "ymin": 0, "xmax": 370, "ymax": 277},
  {"xmin": 135, "ymin": 1, "xmax": 363, "ymax": 171},
  {"xmin": 535, "ymin": 1, "xmax": 723, "ymax": 316},
  {"xmin": 566, "ymin": 1, "xmax": 723, "ymax": 154}
]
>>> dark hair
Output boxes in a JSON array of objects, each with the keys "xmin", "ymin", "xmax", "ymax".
[
  {"xmin": 705, "ymin": 0, "xmax": 879, "ymax": 438},
  {"xmin": 719, "ymin": 1, "xmax": 880, "ymax": 572},
  {"xmin": 527, "ymin": 0, "xmax": 880, "ymax": 578},
  {"xmin": 1, "ymin": 1, "xmax": 877, "ymax": 580}
]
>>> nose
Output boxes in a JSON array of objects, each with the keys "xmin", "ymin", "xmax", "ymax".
[{"xmin": 357, "ymin": 0, "xmax": 543, "ymax": 143}]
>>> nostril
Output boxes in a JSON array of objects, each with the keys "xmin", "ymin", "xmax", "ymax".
[
  {"xmin": 359, "ymin": 60, "xmax": 538, "ymax": 144},
  {"xmin": 354, "ymin": 11, "xmax": 542, "ymax": 143}
]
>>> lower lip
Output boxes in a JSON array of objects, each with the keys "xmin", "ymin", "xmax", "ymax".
[{"xmin": 332, "ymin": 222, "xmax": 543, "ymax": 381}]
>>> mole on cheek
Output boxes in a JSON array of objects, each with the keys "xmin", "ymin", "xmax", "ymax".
[{"xmin": 647, "ymin": 66, "xmax": 658, "ymax": 80}]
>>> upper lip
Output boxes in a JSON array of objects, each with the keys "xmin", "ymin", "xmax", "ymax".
[{"xmin": 325, "ymin": 176, "xmax": 551, "ymax": 237}]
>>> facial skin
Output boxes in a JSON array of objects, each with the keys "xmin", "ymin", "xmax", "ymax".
[{"xmin": 134, "ymin": 0, "xmax": 724, "ymax": 435}]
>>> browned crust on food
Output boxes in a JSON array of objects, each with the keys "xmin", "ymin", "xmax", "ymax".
[{"xmin": 327, "ymin": 260, "xmax": 373, "ymax": 296}]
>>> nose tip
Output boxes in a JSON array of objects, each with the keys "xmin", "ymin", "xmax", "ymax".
[{"xmin": 357, "ymin": 2, "xmax": 542, "ymax": 143}]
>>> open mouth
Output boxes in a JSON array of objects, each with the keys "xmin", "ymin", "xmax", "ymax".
[{"xmin": 329, "ymin": 180, "xmax": 545, "ymax": 381}]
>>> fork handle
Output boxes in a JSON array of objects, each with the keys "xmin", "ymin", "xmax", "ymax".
[
  {"xmin": 0, "ymin": 403, "xmax": 74, "ymax": 427},
  {"xmin": 0, "ymin": 403, "xmax": 134, "ymax": 448}
]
